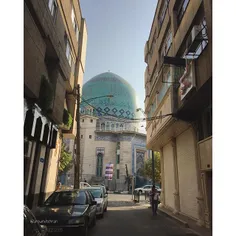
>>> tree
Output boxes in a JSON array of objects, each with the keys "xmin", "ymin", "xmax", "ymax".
[
  {"xmin": 58, "ymin": 143, "xmax": 73, "ymax": 175},
  {"xmin": 124, "ymin": 164, "xmax": 132, "ymax": 191},
  {"xmin": 142, "ymin": 152, "xmax": 161, "ymax": 184}
]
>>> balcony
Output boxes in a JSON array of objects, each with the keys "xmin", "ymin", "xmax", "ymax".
[
  {"xmin": 198, "ymin": 136, "xmax": 212, "ymax": 170},
  {"xmin": 27, "ymin": 0, "xmax": 71, "ymax": 82},
  {"xmin": 49, "ymin": 72, "xmax": 65, "ymax": 124},
  {"xmin": 62, "ymin": 103, "xmax": 77, "ymax": 139}
]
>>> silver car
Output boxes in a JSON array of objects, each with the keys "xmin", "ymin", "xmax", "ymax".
[{"xmin": 84, "ymin": 187, "xmax": 108, "ymax": 218}]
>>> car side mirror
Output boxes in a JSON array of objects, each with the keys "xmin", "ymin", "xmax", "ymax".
[
  {"xmin": 91, "ymin": 200, "xmax": 97, "ymax": 206},
  {"xmin": 40, "ymin": 225, "xmax": 47, "ymax": 235}
]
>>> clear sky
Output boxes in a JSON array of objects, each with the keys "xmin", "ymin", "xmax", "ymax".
[{"xmin": 80, "ymin": 0, "xmax": 158, "ymax": 109}]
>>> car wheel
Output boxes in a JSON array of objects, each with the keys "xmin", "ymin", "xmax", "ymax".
[
  {"xmin": 101, "ymin": 212, "xmax": 104, "ymax": 218},
  {"xmin": 81, "ymin": 219, "xmax": 88, "ymax": 236}
]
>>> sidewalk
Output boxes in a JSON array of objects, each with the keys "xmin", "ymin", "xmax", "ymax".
[{"xmin": 158, "ymin": 207, "xmax": 212, "ymax": 236}]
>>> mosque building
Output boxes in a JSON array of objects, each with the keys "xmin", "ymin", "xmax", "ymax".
[{"xmin": 78, "ymin": 72, "xmax": 150, "ymax": 191}]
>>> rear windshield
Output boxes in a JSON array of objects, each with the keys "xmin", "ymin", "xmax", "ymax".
[
  {"xmin": 86, "ymin": 189, "xmax": 103, "ymax": 198},
  {"xmin": 44, "ymin": 191, "xmax": 86, "ymax": 206}
]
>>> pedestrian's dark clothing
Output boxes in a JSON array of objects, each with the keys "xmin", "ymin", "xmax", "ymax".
[
  {"xmin": 150, "ymin": 186, "xmax": 158, "ymax": 216},
  {"xmin": 152, "ymin": 200, "xmax": 158, "ymax": 215}
]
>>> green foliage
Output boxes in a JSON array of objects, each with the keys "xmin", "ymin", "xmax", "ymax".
[
  {"xmin": 39, "ymin": 75, "xmax": 54, "ymax": 112},
  {"xmin": 63, "ymin": 109, "xmax": 73, "ymax": 129},
  {"xmin": 142, "ymin": 152, "xmax": 161, "ymax": 184},
  {"xmin": 58, "ymin": 143, "xmax": 73, "ymax": 174}
]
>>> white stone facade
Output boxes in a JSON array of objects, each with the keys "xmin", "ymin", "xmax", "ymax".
[{"xmin": 79, "ymin": 114, "xmax": 147, "ymax": 191}]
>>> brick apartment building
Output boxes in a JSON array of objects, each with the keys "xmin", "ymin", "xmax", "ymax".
[
  {"xmin": 144, "ymin": 0, "xmax": 212, "ymax": 228},
  {"xmin": 24, "ymin": 0, "xmax": 87, "ymax": 209}
]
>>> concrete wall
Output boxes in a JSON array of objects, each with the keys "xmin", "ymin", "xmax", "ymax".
[
  {"xmin": 45, "ymin": 136, "xmax": 62, "ymax": 200},
  {"xmin": 24, "ymin": 3, "xmax": 47, "ymax": 99},
  {"xmin": 176, "ymin": 128, "xmax": 198, "ymax": 219},
  {"xmin": 34, "ymin": 145, "xmax": 47, "ymax": 195}
]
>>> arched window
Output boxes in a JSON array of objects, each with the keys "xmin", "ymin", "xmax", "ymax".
[
  {"xmin": 96, "ymin": 153, "xmax": 103, "ymax": 177},
  {"xmin": 106, "ymin": 122, "xmax": 110, "ymax": 131},
  {"xmin": 101, "ymin": 123, "xmax": 105, "ymax": 131},
  {"xmin": 120, "ymin": 124, "xmax": 123, "ymax": 130},
  {"xmin": 111, "ymin": 123, "xmax": 115, "ymax": 131},
  {"xmin": 116, "ymin": 123, "xmax": 119, "ymax": 131}
]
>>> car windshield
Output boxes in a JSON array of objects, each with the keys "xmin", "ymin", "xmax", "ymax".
[
  {"xmin": 44, "ymin": 191, "xmax": 86, "ymax": 206},
  {"xmin": 87, "ymin": 189, "xmax": 103, "ymax": 198}
]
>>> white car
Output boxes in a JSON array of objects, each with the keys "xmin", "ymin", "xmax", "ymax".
[
  {"xmin": 135, "ymin": 185, "xmax": 161, "ymax": 194},
  {"xmin": 84, "ymin": 187, "xmax": 108, "ymax": 218}
]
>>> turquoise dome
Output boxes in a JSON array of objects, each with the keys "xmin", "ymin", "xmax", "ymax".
[{"xmin": 82, "ymin": 72, "xmax": 140, "ymax": 119}]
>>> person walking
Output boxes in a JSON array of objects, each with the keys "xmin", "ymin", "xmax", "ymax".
[{"xmin": 150, "ymin": 185, "xmax": 158, "ymax": 216}]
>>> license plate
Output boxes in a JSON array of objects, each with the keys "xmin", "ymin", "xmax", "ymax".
[{"xmin": 47, "ymin": 228, "xmax": 63, "ymax": 233}]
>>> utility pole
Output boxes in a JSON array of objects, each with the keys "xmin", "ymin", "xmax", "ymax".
[
  {"xmin": 152, "ymin": 150, "xmax": 155, "ymax": 186},
  {"xmin": 74, "ymin": 84, "xmax": 80, "ymax": 189}
]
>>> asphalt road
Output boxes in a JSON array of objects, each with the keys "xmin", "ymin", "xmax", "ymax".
[{"xmin": 88, "ymin": 194, "xmax": 199, "ymax": 236}]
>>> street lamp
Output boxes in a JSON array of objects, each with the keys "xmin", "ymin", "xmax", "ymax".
[{"xmin": 74, "ymin": 85, "xmax": 114, "ymax": 189}]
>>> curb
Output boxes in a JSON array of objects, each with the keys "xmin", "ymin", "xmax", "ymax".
[{"xmin": 158, "ymin": 208, "xmax": 189, "ymax": 228}]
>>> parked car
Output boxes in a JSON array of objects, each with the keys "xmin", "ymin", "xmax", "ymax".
[
  {"xmin": 24, "ymin": 205, "xmax": 48, "ymax": 236},
  {"xmin": 83, "ymin": 187, "xmax": 108, "ymax": 218},
  {"xmin": 34, "ymin": 189, "xmax": 97, "ymax": 236},
  {"xmin": 135, "ymin": 185, "xmax": 161, "ymax": 194},
  {"xmin": 91, "ymin": 184, "xmax": 108, "ymax": 210}
]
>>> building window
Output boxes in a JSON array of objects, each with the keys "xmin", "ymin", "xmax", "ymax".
[
  {"xmin": 194, "ymin": 18, "xmax": 209, "ymax": 57},
  {"xmin": 101, "ymin": 123, "xmax": 105, "ymax": 131},
  {"xmin": 89, "ymin": 135, "xmax": 92, "ymax": 139},
  {"xmin": 159, "ymin": 28, "xmax": 172, "ymax": 65},
  {"xmin": 120, "ymin": 124, "xmax": 123, "ymax": 130},
  {"xmin": 71, "ymin": 60, "xmax": 75, "ymax": 76},
  {"xmin": 111, "ymin": 123, "xmax": 115, "ymax": 131},
  {"xmin": 116, "ymin": 123, "xmax": 119, "ymax": 130},
  {"xmin": 65, "ymin": 39, "xmax": 72, "ymax": 66},
  {"xmin": 71, "ymin": 6, "xmax": 80, "ymax": 42},
  {"xmin": 90, "ymin": 119, "xmax": 93, "ymax": 123},
  {"xmin": 96, "ymin": 153, "xmax": 103, "ymax": 177},
  {"xmin": 81, "ymin": 135, "xmax": 83, "ymax": 139},
  {"xmin": 176, "ymin": 0, "xmax": 190, "ymax": 26},
  {"xmin": 82, "ymin": 119, "xmax": 84, "ymax": 122},
  {"xmin": 116, "ymin": 169, "xmax": 120, "ymax": 179},
  {"xmin": 158, "ymin": 0, "xmax": 170, "ymax": 27},
  {"xmin": 48, "ymin": 0, "xmax": 58, "ymax": 19},
  {"xmin": 117, "ymin": 154, "xmax": 120, "ymax": 164}
]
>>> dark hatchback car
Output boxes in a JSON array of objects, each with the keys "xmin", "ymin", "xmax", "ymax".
[
  {"xmin": 34, "ymin": 189, "xmax": 97, "ymax": 236},
  {"xmin": 24, "ymin": 205, "xmax": 48, "ymax": 236}
]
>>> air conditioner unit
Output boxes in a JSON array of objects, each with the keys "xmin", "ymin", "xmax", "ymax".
[{"xmin": 186, "ymin": 25, "xmax": 202, "ymax": 53}]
